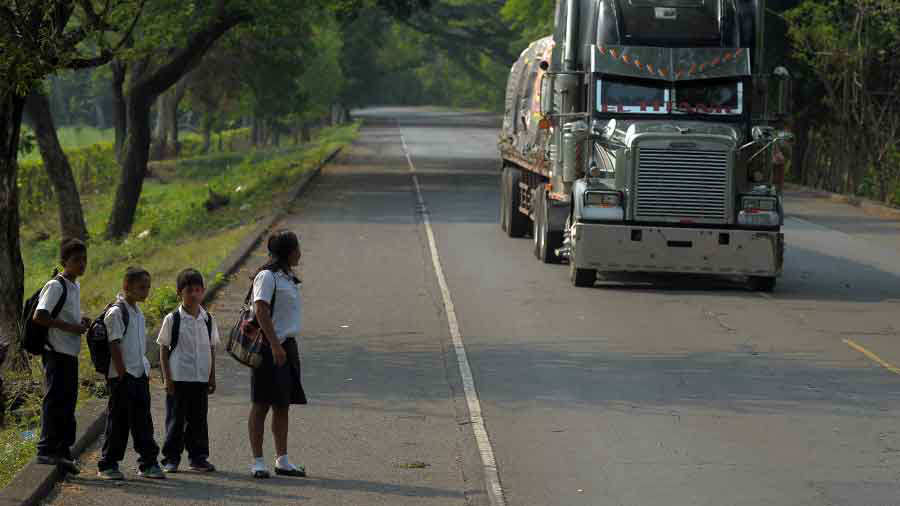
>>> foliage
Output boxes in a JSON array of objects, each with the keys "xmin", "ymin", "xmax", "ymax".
[
  {"xmin": 16, "ymin": 128, "xmax": 252, "ymax": 219},
  {"xmin": 785, "ymin": 0, "xmax": 900, "ymax": 201}
]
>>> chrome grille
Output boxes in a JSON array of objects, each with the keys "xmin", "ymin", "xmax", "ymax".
[{"xmin": 635, "ymin": 148, "xmax": 730, "ymax": 223}]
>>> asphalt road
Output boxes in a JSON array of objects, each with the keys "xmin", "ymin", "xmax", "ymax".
[{"xmin": 46, "ymin": 108, "xmax": 900, "ymax": 506}]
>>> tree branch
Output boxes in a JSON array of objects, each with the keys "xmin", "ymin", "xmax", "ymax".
[{"xmin": 135, "ymin": 9, "xmax": 253, "ymax": 99}]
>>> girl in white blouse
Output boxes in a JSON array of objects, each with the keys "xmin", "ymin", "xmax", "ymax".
[{"xmin": 247, "ymin": 230, "xmax": 307, "ymax": 479}]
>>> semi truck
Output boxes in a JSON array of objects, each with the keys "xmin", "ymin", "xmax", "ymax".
[{"xmin": 498, "ymin": 0, "xmax": 793, "ymax": 291}]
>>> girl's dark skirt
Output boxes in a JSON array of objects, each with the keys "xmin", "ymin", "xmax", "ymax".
[{"xmin": 251, "ymin": 338, "xmax": 307, "ymax": 406}]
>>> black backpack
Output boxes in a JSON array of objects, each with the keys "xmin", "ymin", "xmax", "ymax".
[
  {"xmin": 86, "ymin": 302, "xmax": 129, "ymax": 376},
  {"xmin": 21, "ymin": 275, "xmax": 68, "ymax": 355},
  {"xmin": 169, "ymin": 309, "xmax": 214, "ymax": 352}
]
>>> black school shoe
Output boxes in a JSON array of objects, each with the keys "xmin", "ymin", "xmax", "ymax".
[
  {"xmin": 189, "ymin": 460, "xmax": 216, "ymax": 472},
  {"xmin": 57, "ymin": 457, "xmax": 82, "ymax": 475},
  {"xmin": 274, "ymin": 464, "xmax": 306, "ymax": 477}
]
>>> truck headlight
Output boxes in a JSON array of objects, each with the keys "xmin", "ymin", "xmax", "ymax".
[
  {"xmin": 737, "ymin": 195, "xmax": 780, "ymax": 226},
  {"xmin": 584, "ymin": 191, "xmax": 622, "ymax": 208}
]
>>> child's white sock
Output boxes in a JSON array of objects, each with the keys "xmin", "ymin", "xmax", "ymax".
[
  {"xmin": 252, "ymin": 457, "xmax": 266, "ymax": 472},
  {"xmin": 275, "ymin": 454, "xmax": 294, "ymax": 470}
]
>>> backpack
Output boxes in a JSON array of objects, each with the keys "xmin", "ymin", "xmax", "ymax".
[
  {"xmin": 86, "ymin": 302, "xmax": 129, "ymax": 376},
  {"xmin": 169, "ymin": 308, "xmax": 214, "ymax": 352},
  {"xmin": 21, "ymin": 275, "xmax": 68, "ymax": 355}
]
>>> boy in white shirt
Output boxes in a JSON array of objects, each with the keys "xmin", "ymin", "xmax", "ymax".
[
  {"xmin": 33, "ymin": 238, "xmax": 91, "ymax": 474},
  {"xmin": 96, "ymin": 267, "xmax": 164, "ymax": 480},
  {"xmin": 157, "ymin": 268, "xmax": 220, "ymax": 473}
]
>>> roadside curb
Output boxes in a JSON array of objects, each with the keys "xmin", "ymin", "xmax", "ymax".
[
  {"xmin": 0, "ymin": 399, "xmax": 105, "ymax": 506},
  {"xmin": 784, "ymin": 183, "xmax": 900, "ymax": 221},
  {"xmin": 0, "ymin": 146, "xmax": 343, "ymax": 506}
]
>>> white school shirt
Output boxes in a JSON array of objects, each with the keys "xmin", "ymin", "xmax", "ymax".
[
  {"xmin": 104, "ymin": 294, "xmax": 151, "ymax": 379},
  {"xmin": 251, "ymin": 270, "xmax": 302, "ymax": 344},
  {"xmin": 156, "ymin": 305, "xmax": 221, "ymax": 383},
  {"xmin": 36, "ymin": 276, "xmax": 82, "ymax": 357}
]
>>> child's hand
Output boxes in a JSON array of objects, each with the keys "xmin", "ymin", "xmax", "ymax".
[
  {"xmin": 208, "ymin": 380, "xmax": 216, "ymax": 395},
  {"xmin": 165, "ymin": 380, "xmax": 175, "ymax": 396},
  {"xmin": 272, "ymin": 343, "xmax": 287, "ymax": 367}
]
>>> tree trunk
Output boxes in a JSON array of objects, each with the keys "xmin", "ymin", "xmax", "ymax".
[
  {"xmin": 106, "ymin": 93, "xmax": 153, "ymax": 239},
  {"xmin": 105, "ymin": 10, "xmax": 250, "ymax": 238},
  {"xmin": 301, "ymin": 123, "xmax": 311, "ymax": 142},
  {"xmin": 111, "ymin": 59, "xmax": 128, "ymax": 164},
  {"xmin": 24, "ymin": 91, "xmax": 89, "ymax": 242},
  {"xmin": 251, "ymin": 116, "xmax": 261, "ymax": 147},
  {"xmin": 202, "ymin": 121, "xmax": 212, "ymax": 154},
  {"xmin": 791, "ymin": 114, "xmax": 810, "ymax": 185},
  {"xmin": 151, "ymin": 73, "xmax": 190, "ymax": 161},
  {"xmin": 0, "ymin": 91, "xmax": 27, "ymax": 374}
]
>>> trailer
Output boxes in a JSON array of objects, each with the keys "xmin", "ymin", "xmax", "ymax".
[{"xmin": 498, "ymin": 0, "xmax": 793, "ymax": 290}]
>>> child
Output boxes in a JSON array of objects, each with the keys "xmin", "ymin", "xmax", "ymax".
[
  {"xmin": 157, "ymin": 268, "xmax": 220, "ymax": 473},
  {"xmin": 33, "ymin": 238, "xmax": 91, "ymax": 475},
  {"xmin": 96, "ymin": 267, "xmax": 164, "ymax": 480}
]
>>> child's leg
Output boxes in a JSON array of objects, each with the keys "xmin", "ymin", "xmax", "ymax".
[
  {"xmin": 128, "ymin": 375, "xmax": 160, "ymax": 471},
  {"xmin": 248, "ymin": 403, "xmax": 270, "ymax": 458},
  {"xmin": 161, "ymin": 383, "xmax": 187, "ymax": 466},
  {"xmin": 184, "ymin": 383, "xmax": 210, "ymax": 464},
  {"xmin": 98, "ymin": 376, "xmax": 130, "ymax": 471},
  {"xmin": 37, "ymin": 352, "xmax": 78, "ymax": 459}
]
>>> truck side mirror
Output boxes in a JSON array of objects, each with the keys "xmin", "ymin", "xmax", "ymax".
[{"xmin": 773, "ymin": 66, "xmax": 792, "ymax": 119}]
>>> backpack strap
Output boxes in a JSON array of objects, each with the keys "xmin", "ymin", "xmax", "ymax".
[
  {"xmin": 247, "ymin": 270, "xmax": 277, "ymax": 318},
  {"xmin": 49, "ymin": 275, "xmax": 68, "ymax": 320},
  {"xmin": 113, "ymin": 301, "xmax": 129, "ymax": 335},
  {"xmin": 170, "ymin": 311, "xmax": 181, "ymax": 351},
  {"xmin": 204, "ymin": 311, "xmax": 213, "ymax": 342}
]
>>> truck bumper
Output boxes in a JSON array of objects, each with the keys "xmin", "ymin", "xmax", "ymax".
[{"xmin": 572, "ymin": 223, "xmax": 784, "ymax": 277}]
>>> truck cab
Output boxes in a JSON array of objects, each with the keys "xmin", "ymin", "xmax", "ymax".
[{"xmin": 499, "ymin": 0, "xmax": 792, "ymax": 291}]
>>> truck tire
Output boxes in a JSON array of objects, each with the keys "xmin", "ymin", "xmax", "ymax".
[
  {"xmin": 499, "ymin": 169, "xmax": 509, "ymax": 233},
  {"xmin": 749, "ymin": 276, "xmax": 777, "ymax": 292},
  {"xmin": 532, "ymin": 189, "xmax": 542, "ymax": 258},
  {"xmin": 570, "ymin": 259, "xmax": 597, "ymax": 287},
  {"xmin": 536, "ymin": 192, "xmax": 562, "ymax": 264},
  {"xmin": 505, "ymin": 166, "xmax": 529, "ymax": 238}
]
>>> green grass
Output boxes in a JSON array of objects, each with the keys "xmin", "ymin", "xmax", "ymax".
[{"xmin": 2, "ymin": 122, "xmax": 359, "ymax": 488}]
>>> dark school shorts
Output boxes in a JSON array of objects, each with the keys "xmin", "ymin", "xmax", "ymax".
[{"xmin": 250, "ymin": 338, "xmax": 307, "ymax": 407}]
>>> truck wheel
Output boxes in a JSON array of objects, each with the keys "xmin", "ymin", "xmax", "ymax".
[
  {"xmin": 506, "ymin": 166, "xmax": 529, "ymax": 238},
  {"xmin": 499, "ymin": 169, "xmax": 509, "ymax": 233},
  {"xmin": 749, "ymin": 276, "xmax": 777, "ymax": 292},
  {"xmin": 538, "ymin": 193, "xmax": 562, "ymax": 264},
  {"xmin": 532, "ymin": 189, "xmax": 542, "ymax": 258},
  {"xmin": 570, "ymin": 259, "xmax": 597, "ymax": 287}
]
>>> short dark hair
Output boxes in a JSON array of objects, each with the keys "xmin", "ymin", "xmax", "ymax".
[
  {"xmin": 176, "ymin": 268, "xmax": 204, "ymax": 292},
  {"xmin": 124, "ymin": 266, "xmax": 151, "ymax": 285},
  {"xmin": 60, "ymin": 238, "xmax": 87, "ymax": 262}
]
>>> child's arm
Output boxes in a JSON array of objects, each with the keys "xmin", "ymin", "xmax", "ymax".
[
  {"xmin": 33, "ymin": 310, "xmax": 87, "ymax": 334},
  {"xmin": 160, "ymin": 346, "xmax": 175, "ymax": 395},
  {"xmin": 109, "ymin": 341, "xmax": 127, "ymax": 379},
  {"xmin": 254, "ymin": 300, "xmax": 286, "ymax": 366},
  {"xmin": 208, "ymin": 345, "xmax": 216, "ymax": 395}
]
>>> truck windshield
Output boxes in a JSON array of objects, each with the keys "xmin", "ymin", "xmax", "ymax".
[
  {"xmin": 597, "ymin": 80, "xmax": 668, "ymax": 114},
  {"xmin": 596, "ymin": 78, "xmax": 742, "ymax": 115},
  {"xmin": 672, "ymin": 81, "xmax": 742, "ymax": 114}
]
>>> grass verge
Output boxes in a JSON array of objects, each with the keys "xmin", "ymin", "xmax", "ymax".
[{"xmin": 1, "ymin": 122, "xmax": 359, "ymax": 488}]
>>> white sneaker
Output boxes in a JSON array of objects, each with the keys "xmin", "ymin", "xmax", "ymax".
[{"xmin": 251, "ymin": 461, "xmax": 269, "ymax": 479}]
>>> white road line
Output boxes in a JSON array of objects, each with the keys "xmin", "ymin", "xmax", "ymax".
[{"xmin": 400, "ymin": 133, "xmax": 507, "ymax": 506}]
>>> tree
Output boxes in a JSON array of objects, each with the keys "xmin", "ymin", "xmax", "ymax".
[
  {"xmin": 786, "ymin": 0, "xmax": 900, "ymax": 196},
  {"xmin": 105, "ymin": 2, "xmax": 252, "ymax": 238},
  {"xmin": 24, "ymin": 90, "xmax": 89, "ymax": 241},
  {"xmin": 0, "ymin": 1, "xmax": 143, "ymax": 414}
]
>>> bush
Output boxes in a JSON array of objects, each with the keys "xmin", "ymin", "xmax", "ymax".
[{"xmin": 16, "ymin": 129, "xmax": 253, "ymax": 218}]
